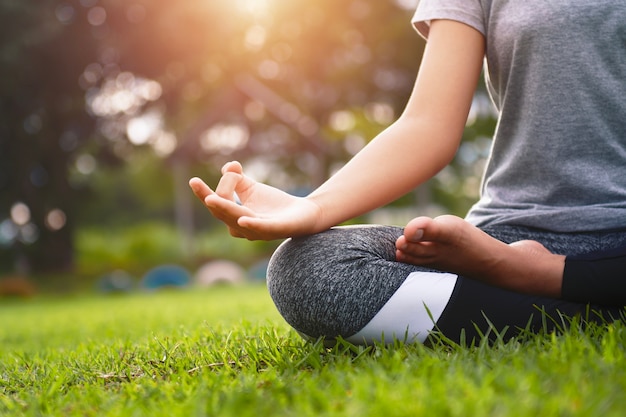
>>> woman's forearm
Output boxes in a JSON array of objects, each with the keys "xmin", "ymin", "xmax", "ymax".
[
  {"xmin": 306, "ymin": 19, "xmax": 486, "ymax": 231},
  {"xmin": 307, "ymin": 117, "xmax": 459, "ymax": 229},
  {"xmin": 190, "ymin": 20, "xmax": 486, "ymax": 241}
]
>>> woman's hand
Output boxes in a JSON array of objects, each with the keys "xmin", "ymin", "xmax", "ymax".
[{"xmin": 189, "ymin": 161, "xmax": 324, "ymax": 240}]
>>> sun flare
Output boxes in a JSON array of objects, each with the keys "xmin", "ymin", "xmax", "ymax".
[{"xmin": 234, "ymin": 0, "xmax": 272, "ymax": 15}]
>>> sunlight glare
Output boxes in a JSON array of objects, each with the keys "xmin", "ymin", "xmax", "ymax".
[{"xmin": 235, "ymin": 0, "xmax": 271, "ymax": 15}]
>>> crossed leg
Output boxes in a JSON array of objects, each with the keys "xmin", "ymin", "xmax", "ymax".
[{"xmin": 267, "ymin": 221, "xmax": 620, "ymax": 345}]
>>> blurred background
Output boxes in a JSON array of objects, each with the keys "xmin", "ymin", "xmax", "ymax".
[{"xmin": 0, "ymin": 0, "xmax": 496, "ymax": 294}]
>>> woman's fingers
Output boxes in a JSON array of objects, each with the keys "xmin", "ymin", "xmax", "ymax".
[
  {"xmin": 189, "ymin": 177, "xmax": 214, "ymax": 201},
  {"xmin": 204, "ymin": 193, "xmax": 253, "ymax": 218},
  {"xmin": 214, "ymin": 172, "xmax": 243, "ymax": 201},
  {"xmin": 221, "ymin": 160, "xmax": 243, "ymax": 175},
  {"xmin": 190, "ymin": 162, "xmax": 301, "ymax": 240}
]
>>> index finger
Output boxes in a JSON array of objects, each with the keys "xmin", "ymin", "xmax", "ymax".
[{"xmin": 189, "ymin": 177, "xmax": 214, "ymax": 201}]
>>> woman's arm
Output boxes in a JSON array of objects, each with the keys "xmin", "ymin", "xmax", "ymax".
[
  {"xmin": 191, "ymin": 20, "xmax": 486, "ymax": 240},
  {"xmin": 306, "ymin": 19, "xmax": 485, "ymax": 229}
]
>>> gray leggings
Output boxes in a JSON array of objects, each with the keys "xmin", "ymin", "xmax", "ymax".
[{"xmin": 266, "ymin": 224, "xmax": 626, "ymax": 344}]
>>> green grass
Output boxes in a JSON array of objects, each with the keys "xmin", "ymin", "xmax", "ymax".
[{"xmin": 1, "ymin": 285, "xmax": 626, "ymax": 416}]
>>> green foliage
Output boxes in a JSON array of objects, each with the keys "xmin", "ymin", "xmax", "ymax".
[
  {"xmin": 192, "ymin": 230, "xmax": 279, "ymax": 267},
  {"xmin": 75, "ymin": 222, "xmax": 186, "ymax": 276},
  {"xmin": 75, "ymin": 222, "xmax": 278, "ymax": 278},
  {"xmin": 75, "ymin": 150, "xmax": 177, "ymax": 227},
  {"xmin": 1, "ymin": 287, "xmax": 626, "ymax": 416}
]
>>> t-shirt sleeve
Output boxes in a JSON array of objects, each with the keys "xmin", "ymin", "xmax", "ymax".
[{"xmin": 412, "ymin": 0, "xmax": 485, "ymax": 39}]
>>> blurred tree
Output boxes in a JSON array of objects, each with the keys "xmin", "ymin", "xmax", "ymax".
[
  {"xmin": 83, "ymin": 0, "xmax": 432, "ymax": 231},
  {"xmin": 85, "ymin": 0, "xmax": 494, "ymax": 225},
  {"xmin": 88, "ymin": 0, "xmax": 427, "ymax": 182},
  {"xmin": 0, "ymin": 0, "xmax": 496, "ymax": 274},
  {"xmin": 0, "ymin": 1, "xmax": 102, "ymax": 273}
]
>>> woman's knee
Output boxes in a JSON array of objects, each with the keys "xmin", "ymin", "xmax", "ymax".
[{"xmin": 266, "ymin": 226, "xmax": 413, "ymax": 340}]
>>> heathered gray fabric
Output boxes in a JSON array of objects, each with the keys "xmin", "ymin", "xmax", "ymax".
[
  {"xmin": 267, "ymin": 225, "xmax": 626, "ymax": 340},
  {"xmin": 266, "ymin": 226, "xmax": 418, "ymax": 338},
  {"xmin": 413, "ymin": 1, "xmax": 626, "ymax": 232}
]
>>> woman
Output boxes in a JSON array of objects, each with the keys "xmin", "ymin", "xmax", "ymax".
[{"xmin": 190, "ymin": 0, "xmax": 626, "ymax": 344}]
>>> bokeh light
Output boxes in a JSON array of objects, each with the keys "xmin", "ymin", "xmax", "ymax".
[
  {"xmin": 76, "ymin": 154, "xmax": 97, "ymax": 175},
  {"xmin": 87, "ymin": 6, "xmax": 107, "ymax": 26},
  {"xmin": 10, "ymin": 203, "xmax": 31, "ymax": 227},
  {"xmin": 200, "ymin": 123, "xmax": 250, "ymax": 155},
  {"xmin": 45, "ymin": 209, "xmax": 67, "ymax": 232},
  {"xmin": 126, "ymin": 111, "xmax": 162, "ymax": 145}
]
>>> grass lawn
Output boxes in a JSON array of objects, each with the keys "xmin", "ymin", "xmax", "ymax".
[{"xmin": 1, "ymin": 284, "xmax": 626, "ymax": 416}]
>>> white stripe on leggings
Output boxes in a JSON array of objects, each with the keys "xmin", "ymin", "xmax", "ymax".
[{"xmin": 345, "ymin": 271, "xmax": 457, "ymax": 344}]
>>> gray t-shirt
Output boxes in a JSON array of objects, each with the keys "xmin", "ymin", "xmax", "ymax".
[{"xmin": 413, "ymin": 0, "xmax": 626, "ymax": 232}]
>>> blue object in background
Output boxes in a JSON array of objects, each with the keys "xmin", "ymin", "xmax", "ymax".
[
  {"xmin": 140, "ymin": 265, "xmax": 190, "ymax": 290},
  {"xmin": 248, "ymin": 258, "xmax": 270, "ymax": 282}
]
